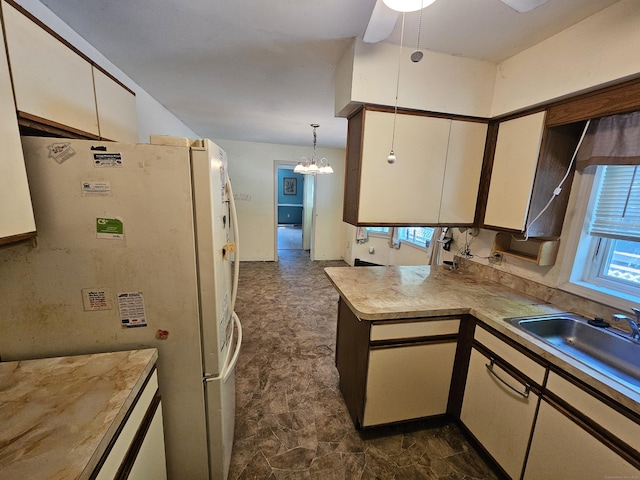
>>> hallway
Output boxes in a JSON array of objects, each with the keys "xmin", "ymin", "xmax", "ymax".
[{"xmin": 229, "ymin": 250, "xmax": 499, "ymax": 479}]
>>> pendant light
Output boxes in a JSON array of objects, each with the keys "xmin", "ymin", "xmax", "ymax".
[
  {"xmin": 294, "ymin": 124, "xmax": 333, "ymax": 175},
  {"xmin": 387, "ymin": 12, "xmax": 406, "ymax": 165},
  {"xmin": 411, "ymin": 0, "xmax": 425, "ymax": 63}
]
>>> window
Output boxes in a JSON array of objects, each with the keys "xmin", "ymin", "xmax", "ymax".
[
  {"xmin": 398, "ymin": 227, "xmax": 436, "ymax": 250},
  {"xmin": 569, "ymin": 165, "xmax": 640, "ymax": 301},
  {"xmin": 365, "ymin": 226, "xmax": 390, "ymax": 237},
  {"xmin": 363, "ymin": 226, "xmax": 436, "ymax": 251}
]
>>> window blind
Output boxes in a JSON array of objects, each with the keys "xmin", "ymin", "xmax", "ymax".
[{"xmin": 590, "ymin": 165, "xmax": 640, "ymax": 241}]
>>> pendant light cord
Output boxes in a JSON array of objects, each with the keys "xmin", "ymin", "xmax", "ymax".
[
  {"xmin": 390, "ymin": 12, "xmax": 406, "ymax": 155},
  {"xmin": 415, "ymin": 1, "xmax": 423, "ymax": 52}
]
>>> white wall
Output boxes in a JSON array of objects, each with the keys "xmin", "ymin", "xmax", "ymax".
[
  {"xmin": 13, "ymin": 0, "xmax": 199, "ymax": 141},
  {"xmin": 215, "ymin": 139, "xmax": 346, "ymax": 262},
  {"xmin": 343, "ymin": 224, "xmax": 443, "ymax": 266},
  {"xmin": 336, "ymin": 39, "xmax": 496, "ymax": 118},
  {"xmin": 491, "ymin": 0, "xmax": 640, "ymax": 116}
]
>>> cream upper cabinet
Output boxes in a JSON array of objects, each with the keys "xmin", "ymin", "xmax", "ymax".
[
  {"xmin": 344, "ymin": 108, "xmax": 487, "ymax": 226},
  {"xmin": 358, "ymin": 110, "xmax": 450, "ymax": 224},
  {"xmin": 3, "ymin": 1, "xmax": 99, "ymax": 136},
  {"xmin": 439, "ymin": 120, "xmax": 487, "ymax": 224},
  {"xmin": 0, "ymin": 11, "xmax": 35, "ymax": 244},
  {"xmin": 94, "ymin": 67, "xmax": 138, "ymax": 142},
  {"xmin": 484, "ymin": 111, "xmax": 545, "ymax": 231}
]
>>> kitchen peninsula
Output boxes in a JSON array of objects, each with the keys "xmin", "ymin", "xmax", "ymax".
[
  {"xmin": 0, "ymin": 348, "xmax": 164, "ymax": 480},
  {"xmin": 325, "ymin": 264, "xmax": 640, "ymax": 479}
]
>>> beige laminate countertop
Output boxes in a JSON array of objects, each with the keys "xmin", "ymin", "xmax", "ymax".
[
  {"xmin": 324, "ymin": 265, "xmax": 640, "ymax": 415},
  {"xmin": 0, "ymin": 348, "xmax": 158, "ymax": 480}
]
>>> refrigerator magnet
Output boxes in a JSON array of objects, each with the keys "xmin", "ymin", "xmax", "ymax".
[{"xmin": 96, "ymin": 217, "xmax": 124, "ymax": 239}]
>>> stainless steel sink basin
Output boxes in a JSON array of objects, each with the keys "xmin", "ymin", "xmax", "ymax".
[{"xmin": 506, "ymin": 313, "xmax": 640, "ymax": 389}]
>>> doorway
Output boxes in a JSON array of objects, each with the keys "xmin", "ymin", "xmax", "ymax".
[{"xmin": 274, "ymin": 162, "xmax": 315, "ymax": 261}]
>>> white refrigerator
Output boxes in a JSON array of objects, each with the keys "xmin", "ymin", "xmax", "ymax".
[{"xmin": 10, "ymin": 136, "xmax": 242, "ymax": 480}]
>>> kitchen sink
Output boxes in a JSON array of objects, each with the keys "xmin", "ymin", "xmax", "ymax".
[{"xmin": 506, "ymin": 313, "xmax": 640, "ymax": 390}]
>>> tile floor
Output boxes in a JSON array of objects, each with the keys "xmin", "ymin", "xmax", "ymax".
[{"xmin": 229, "ymin": 250, "xmax": 500, "ymax": 480}]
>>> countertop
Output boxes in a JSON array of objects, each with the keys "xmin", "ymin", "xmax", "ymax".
[
  {"xmin": 0, "ymin": 348, "xmax": 158, "ymax": 480},
  {"xmin": 324, "ymin": 265, "xmax": 640, "ymax": 415}
]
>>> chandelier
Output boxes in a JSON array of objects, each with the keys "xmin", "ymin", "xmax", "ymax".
[{"xmin": 294, "ymin": 124, "xmax": 333, "ymax": 175}]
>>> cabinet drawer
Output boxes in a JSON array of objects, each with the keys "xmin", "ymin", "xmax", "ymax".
[
  {"xmin": 96, "ymin": 370, "xmax": 159, "ymax": 479},
  {"xmin": 370, "ymin": 319, "xmax": 460, "ymax": 341},
  {"xmin": 475, "ymin": 327, "xmax": 546, "ymax": 385},
  {"xmin": 546, "ymin": 372, "xmax": 640, "ymax": 452}
]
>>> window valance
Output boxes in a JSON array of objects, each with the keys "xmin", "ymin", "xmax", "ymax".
[{"xmin": 576, "ymin": 111, "xmax": 640, "ymax": 170}]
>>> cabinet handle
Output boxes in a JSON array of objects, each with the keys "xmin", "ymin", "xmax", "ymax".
[{"xmin": 485, "ymin": 357, "xmax": 531, "ymax": 398}]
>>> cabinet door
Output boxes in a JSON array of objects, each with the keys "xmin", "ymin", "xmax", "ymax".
[
  {"xmin": 461, "ymin": 348, "xmax": 539, "ymax": 479},
  {"xmin": 3, "ymin": 1, "xmax": 99, "ymax": 136},
  {"xmin": 358, "ymin": 110, "xmax": 451, "ymax": 224},
  {"xmin": 96, "ymin": 371, "xmax": 162, "ymax": 479},
  {"xmin": 484, "ymin": 111, "xmax": 545, "ymax": 231},
  {"xmin": 439, "ymin": 120, "xmax": 487, "ymax": 224},
  {"xmin": 524, "ymin": 400, "xmax": 639, "ymax": 480},
  {"xmin": 0, "ymin": 10, "xmax": 35, "ymax": 242},
  {"xmin": 127, "ymin": 402, "xmax": 168, "ymax": 480},
  {"xmin": 363, "ymin": 341, "xmax": 456, "ymax": 427},
  {"xmin": 94, "ymin": 67, "xmax": 138, "ymax": 142}
]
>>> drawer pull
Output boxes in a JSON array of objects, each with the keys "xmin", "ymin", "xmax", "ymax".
[{"xmin": 485, "ymin": 357, "xmax": 531, "ymax": 398}]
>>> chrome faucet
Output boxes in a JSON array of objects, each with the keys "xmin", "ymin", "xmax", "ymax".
[{"xmin": 612, "ymin": 307, "xmax": 640, "ymax": 341}]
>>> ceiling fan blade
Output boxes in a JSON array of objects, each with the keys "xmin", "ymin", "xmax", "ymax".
[
  {"xmin": 500, "ymin": 0, "xmax": 550, "ymax": 13},
  {"xmin": 363, "ymin": 0, "xmax": 399, "ymax": 43}
]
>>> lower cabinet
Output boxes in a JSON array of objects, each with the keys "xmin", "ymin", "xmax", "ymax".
[
  {"xmin": 335, "ymin": 304, "xmax": 640, "ymax": 478},
  {"xmin": 96, "ymin": 369, "xmax": 167, "ymax": 480},
  {"xmin": 127, "ymin": 402, "xmax": 168, "ymax": 480},
  {"xmin": 364, "ymin": 342, "xmax": 456, "ymax": 426},
  {"xmin": 335, "ymin": 297, "xmax": 460, "ymax": 428},
  {"xmin": 523, "ymin": 399, "xmax": 639, "ymax": 479},
  {"xmin": 460, "ymin": 347, "xmax": 539, "ymax": 479}
]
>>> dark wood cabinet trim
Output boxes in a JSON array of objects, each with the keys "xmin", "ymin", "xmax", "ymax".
[
  {"xmin": 335, "ymin": 297, "xmax": 370, "ymax": 428},
  {"xmin": 18, "ymin": 112, "xmax": 101, "ymax": 140},
  {"xmin": 546, "ymin": 76, "xmax": 640, "ymax": 127},
  {"xmin": 360, "ymin": 103, "xmax": 489, "ymax": 124},
  {"xmin": 343, "ymin": 108, "xmax": 363, "ymax": 225},
  {"xmin": 475, "ymin": 122, "xmax": 498, "ymax": 227},
  {"xmin": 0, "ymin": 230, "xmax": 36, "ymax": 247},
  {"xmin": 369, "ymin": 334, "xmax": 458, "ymax": 349},
  {"xmin": 447, "ymin": 315, "xmax": 475, "ymax": 417}
]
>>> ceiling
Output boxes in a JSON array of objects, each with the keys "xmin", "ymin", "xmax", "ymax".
[{"xmin": 36, "ymin": 0, "xmax": 620, "ymax": 149}]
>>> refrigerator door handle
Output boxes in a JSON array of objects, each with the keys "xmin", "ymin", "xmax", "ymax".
[
  {"xmin": 205, "ymin": 312, "xmax": 242, "ymax": 384},
  {"xmin": 226, "ymin": 178, "xmax": 240, "ymax": 313},
  {"xmin": 222, "ymin": 311, "xmax": 242, "ymax": 383}
]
